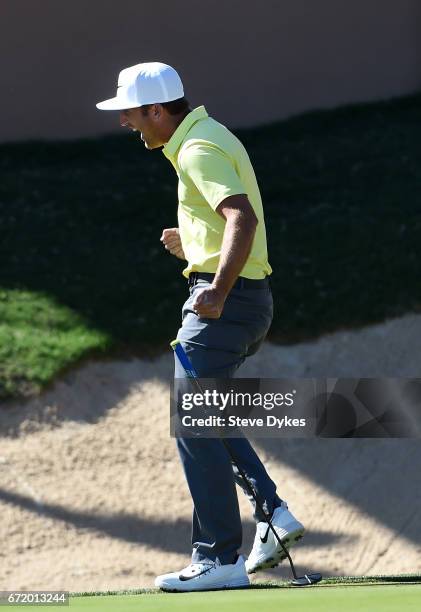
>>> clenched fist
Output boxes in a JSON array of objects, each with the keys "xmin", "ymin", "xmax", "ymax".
[
  {"xmin": 192, "ymin": 285, "xmax": 226, "ymax": 319},
  {"xmin": 160, "ymin": 228, "xmax": 185, "ymax": 260}
]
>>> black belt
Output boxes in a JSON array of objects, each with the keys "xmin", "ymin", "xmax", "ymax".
[{"xmin": 188, "ymin": 272, "xmax": 270, "ymax": 290}]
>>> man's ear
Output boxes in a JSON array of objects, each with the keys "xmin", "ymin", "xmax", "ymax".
[{"xmin": 151, "ymin": 103, "xmax": 162, "ymax": 120}]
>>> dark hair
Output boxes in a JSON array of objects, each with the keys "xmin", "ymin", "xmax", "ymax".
[{"xmin": 140, "ymin": 97, "xmax": 191, "ymax": 117}]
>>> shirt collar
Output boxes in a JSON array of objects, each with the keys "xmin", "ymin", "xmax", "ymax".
[{"xmin": 162, "ymin": 105, "xmax": 208, "ymax": 159}]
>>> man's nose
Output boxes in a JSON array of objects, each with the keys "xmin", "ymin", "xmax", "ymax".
[{"xmin": 120, "ymin": 112, "xmax": 129, "ymax": 127}]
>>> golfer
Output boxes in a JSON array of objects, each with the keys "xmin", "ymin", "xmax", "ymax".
[{"xmin": 97, "ymin": 62, "xmax": 305, "ymax": 591}]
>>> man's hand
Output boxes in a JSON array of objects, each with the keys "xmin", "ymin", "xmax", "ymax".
[
  {"xmin": 160, "ymin": 227, "xmax": 185, "ymax": 260},
  {"xmin": 192, "ymin": 285, "xmax": 226, "ymax": 319}
]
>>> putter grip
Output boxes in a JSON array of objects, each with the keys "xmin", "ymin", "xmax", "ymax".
[{"xmin": 170, "ymin": 339, "xmax": 199, "ymax": 378}]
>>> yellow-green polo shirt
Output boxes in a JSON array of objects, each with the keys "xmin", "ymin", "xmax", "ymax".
[{"xmin": 162, "ymin": 105, "xmax": 272, "ymax": 280}]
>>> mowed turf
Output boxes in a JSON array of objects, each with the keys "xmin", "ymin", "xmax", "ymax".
[{"xmin": 10, "ymin": 584, "xmax": 421, "ymax": 612}]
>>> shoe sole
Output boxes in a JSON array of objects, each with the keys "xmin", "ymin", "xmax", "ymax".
[
  {"xmin": 157, "ymin": 578, "xmax": 250, "ymax": 593},
  {"xmin": 246, "ymin": 527, "xmax": 305, "ymax": 574}
]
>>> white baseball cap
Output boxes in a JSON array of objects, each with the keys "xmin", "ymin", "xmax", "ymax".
[{"xmin": 96, "ymin": 62, "xmax": 184, "ymax": 111}]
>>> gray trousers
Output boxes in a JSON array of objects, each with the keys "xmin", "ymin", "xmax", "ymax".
[{"xmin": 174, "ymin": 276, "xmax": 283, "ymax": 565}]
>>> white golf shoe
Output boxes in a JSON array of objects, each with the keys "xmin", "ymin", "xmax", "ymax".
[
  {"xmin": 245, "ymin": 502, "xmax": 305, "ymax": 574},
  {"xmin": 155, "ymin": 555, "xmax": 250, "ymax": 592}
]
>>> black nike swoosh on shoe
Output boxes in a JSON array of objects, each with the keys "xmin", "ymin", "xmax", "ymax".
[
  {"xmin": 179, "ymin": 567, "xmax": 213, "ymax": 581},
  {"xmin": 260, "ymin": 525, "xmax": 271, "ymax": 543}
]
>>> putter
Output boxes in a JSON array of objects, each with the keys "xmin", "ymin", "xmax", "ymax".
[{"xmin": 171, "ymin": 339, "xmax": 322, "ymax": 587}]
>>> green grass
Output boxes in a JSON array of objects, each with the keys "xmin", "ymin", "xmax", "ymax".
[
  {"xmin": 0, "ymin": 289, "xmax": 109, "ymax": 397},
  {"xmin": 8, "ymin": 580, "xmax": 421, "ymax": 612},
  {"xmin": 67, "ymin": 585, "xmax": 421, "ymax": 612},
  {"xmin": 1, "ymin": 92, "xmax": 421, "ymax": 398}
]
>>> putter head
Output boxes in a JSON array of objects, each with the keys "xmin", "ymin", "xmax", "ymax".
[{"xmin": 290, "ymin": 573, "xmax": 322, "ymax": 587}]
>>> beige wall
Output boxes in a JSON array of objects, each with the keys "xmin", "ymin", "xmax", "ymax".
[{"xmin": 1, "ymin": 0, "xmax": 420, "ymax": 142}]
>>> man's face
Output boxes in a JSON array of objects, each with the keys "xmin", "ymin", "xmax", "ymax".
[{"xmin": 119, "ymin": 105, "xmax": 163, "ymax": 149}]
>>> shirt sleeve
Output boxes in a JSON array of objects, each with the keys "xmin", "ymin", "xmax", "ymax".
[{"xmin": 178, "ymin": 141, "xmax": 246, "ymax": 210}]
